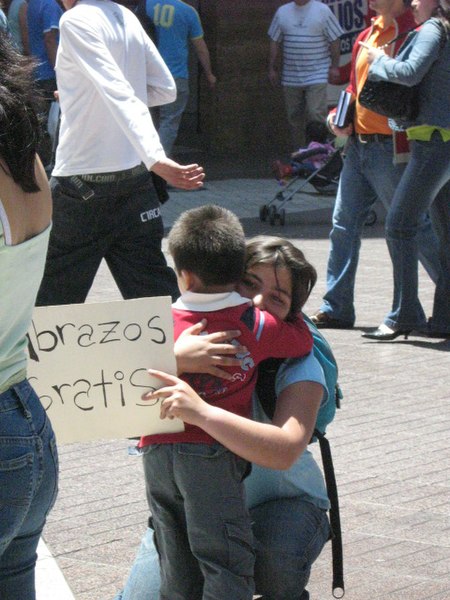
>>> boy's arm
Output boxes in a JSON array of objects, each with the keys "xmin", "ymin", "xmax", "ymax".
[{"xmin": 258, "ymin": 311, "xmax": 313, "ymax": 359}]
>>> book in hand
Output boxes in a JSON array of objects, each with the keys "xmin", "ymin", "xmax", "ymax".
[{"xmin": 333, "ymin": 90, "xmax": 355, "ymax": 128}]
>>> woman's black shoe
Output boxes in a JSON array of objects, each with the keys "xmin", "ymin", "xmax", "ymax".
[{"xmin": 362, "ymin": 324, "xmax": 412, "ymax": 341}]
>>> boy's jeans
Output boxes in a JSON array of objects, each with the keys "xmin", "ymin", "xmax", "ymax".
[{"xmin": 143, "ymin": 443, "xmax": 255, "ymax": 600}]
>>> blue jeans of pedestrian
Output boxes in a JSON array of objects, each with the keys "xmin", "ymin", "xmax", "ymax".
[
  {"xmin": 320, "ymin": 136, "xmax": 441, "ymax": 325},
  {"xmin": 0, "ymin": 380, "xmax": 59, "ymax": 600},
  {"xmin": 143, "ymin": 443, "xmax": 254, "ymax": 600},
  {"xmin": 115, "ymin": 497, "xmax": 329, "ymax": 600},
  {"xmin": 158, "ymin": 78, "xmax": 190, "ymax": 156},
  {"xmin": 384, "ymin": 133, "xmax": 450, "ymax": 332},
  {"xmin": 36, "ymin": 169, "xmax": 178, "ymax": 306}
]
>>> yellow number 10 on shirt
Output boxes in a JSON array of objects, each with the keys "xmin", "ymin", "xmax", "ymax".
[{"xmin": 153, "ymin": 3, "xmax": 175, "ymax": 28}]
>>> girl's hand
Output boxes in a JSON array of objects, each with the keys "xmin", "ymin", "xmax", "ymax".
[
  {"xmin": 142, "ymin": 369, "xmax": 211, "ymax": 425},
  {"xmin": 174, "ymin": 319, "xmax": 246, "ymax": 380},
  {"xmin": 359, "ymin": 41, "xmax": 386, "ymax": 64}
]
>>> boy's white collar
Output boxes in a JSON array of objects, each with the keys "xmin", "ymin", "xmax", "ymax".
[{"xmin": 173, "ymin": 291, "xmax": 251, "ymax": 312}]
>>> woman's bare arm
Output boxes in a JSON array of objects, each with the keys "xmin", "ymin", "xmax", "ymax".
[{"xmin": 145, "ymin": 370, "xmax": 322, "ymax": 470}]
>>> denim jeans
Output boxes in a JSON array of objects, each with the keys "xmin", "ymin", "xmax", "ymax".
[
  {"xmin": 158, "ymin": 78, "xmax": 190, "ymax": 156},
  {"xmin": 385, "ymin": 133, "xmax": 450, "ymax": 332},
  {"xmin": 251, "ymin": 497, "xmax": 330, "ymax": 600},
  {"xmin": 142, "ymin": 443, "xmax": 254, "ymax": 600},
  {"xmin": 0, "ymin": 380, "xmax": 59, "ymax": 600},
  {"xmin": 115, "ymin": 497, "xmax": 329, "ymax": 600},
  {"xmin": 36, "ymin": 170, "xmax": 178, "ymax": 306},
  {"xmin": 320, "ymin": 137, "xmax": 441, "ymax": 324}
]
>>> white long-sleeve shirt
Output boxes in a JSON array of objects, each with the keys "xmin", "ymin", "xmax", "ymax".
[{"xmin": 53, "ymin": 0, "xmax": 176, "ymax": 176}]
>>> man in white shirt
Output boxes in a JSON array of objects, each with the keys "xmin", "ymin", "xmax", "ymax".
[
  {"xmin": 37, "ymin": 0, "xmax": 204, "ymax": 306},
  {"xmin": 268, "ymin": 0, "xmax": 343, "ymax": 147}
]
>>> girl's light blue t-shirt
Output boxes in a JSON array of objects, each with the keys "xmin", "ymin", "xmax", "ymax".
[{"xmin": 245, "ymin": 352, "xmax": 330, "ymax": 511}]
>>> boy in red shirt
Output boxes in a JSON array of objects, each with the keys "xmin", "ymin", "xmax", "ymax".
[{"xmin": 140, "ymin": 204, "xmax": 312, "ymax": 599}]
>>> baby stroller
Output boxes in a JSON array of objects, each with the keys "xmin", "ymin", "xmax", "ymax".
[{"xmin": 260, "ymin": 146, "xmax": 378, "ymax": 227}]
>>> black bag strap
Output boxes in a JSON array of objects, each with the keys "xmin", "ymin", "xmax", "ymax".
[
  {"xmin": 314, "ymin": 429, "xmax": 345, "ymax": 598},
  {"xmin": 380, "ymin": 25, "xmax": 419, "ymax": 49}
]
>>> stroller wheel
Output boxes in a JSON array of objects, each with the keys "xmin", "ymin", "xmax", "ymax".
[
  {"xmin": 259, "ymin": 205, "xmax": 269, "ymax": 222},
  {"xmin": 279, "ymin": 209, "xmax": 286, "ymax": 226},
  {"xmin": 269, "ymin": 205, "xmax": 277, "ymax": 226},
  {"xmin": 365, "ymin": 209, "xmax": 377, "ymax": 226}
]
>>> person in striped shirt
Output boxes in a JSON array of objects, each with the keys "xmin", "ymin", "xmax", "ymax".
[{"xmin": 268, "ymin": 0, "xmax": 343, "ymax": 147}]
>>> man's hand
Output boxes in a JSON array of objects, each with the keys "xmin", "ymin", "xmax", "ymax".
[
  {"xmin": 330, "ymin": 121, "xmax": 354, "ymax": 138},
  {"xmin": 328, "ymin": 66, "xmax": 341, "ymax": 85},
  {"xmin": 327, "ymin": 111, "xmax": 353, "ymax": 137},
  {"xmin": 151, "ymin": 158, "xmax": 205, "ymax": 190},
  {"xmin": 206, "ymin": 72, "xmax": 217, "ymax": 89},
  {"xmin": 269, "ymin": 67, "xmax": 280, "ymax": 87}
]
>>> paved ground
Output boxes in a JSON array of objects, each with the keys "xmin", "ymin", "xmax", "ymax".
[{"xmin": 37, "ymin": 176, "xmax": 450, "ymax": 599}]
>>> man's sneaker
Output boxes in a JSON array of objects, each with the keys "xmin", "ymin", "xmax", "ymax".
[{"xmin": 309, "ymin": 311, "xmax": 354, "ymax": 329}]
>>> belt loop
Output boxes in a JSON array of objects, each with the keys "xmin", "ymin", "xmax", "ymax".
[
  {"xmin": 11, "ymin": 383, "xmax": 32, "ymax": 419},
  {"xmin": 69, "ymin": 176, "xmax": 96, "ymax": 201}
]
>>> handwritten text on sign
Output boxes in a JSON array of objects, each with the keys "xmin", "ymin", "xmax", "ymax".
[{"xmin": 27, "ymin": 297, "xmax": 183, "ymax": 444}]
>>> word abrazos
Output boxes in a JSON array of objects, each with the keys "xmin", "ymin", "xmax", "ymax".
[{"xmin": 27, "ymin": 315, "xmax": 167, "ymax": 411}]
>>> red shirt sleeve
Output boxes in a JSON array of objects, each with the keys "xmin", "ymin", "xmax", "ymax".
[{"xmin": 254, "ymin": 310, "xmax": 313, "ymax": 360}]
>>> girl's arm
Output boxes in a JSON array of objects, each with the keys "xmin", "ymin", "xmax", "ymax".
[
  {"xmin": 365, "ymin": 20, "xmax": 443, "ymax": 86},
  {"xmin": 145, "ymin": 369, "xmax": 322, "ymax": 470}
]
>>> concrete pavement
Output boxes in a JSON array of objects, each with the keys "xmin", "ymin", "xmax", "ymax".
[{"xmin": 37, "ymin": 176, "xmax": 449, "ymax": 600}]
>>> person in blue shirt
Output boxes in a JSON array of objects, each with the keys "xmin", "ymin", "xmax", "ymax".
[
  {"xmin": 27, "ymin": 0, "xmax": 63, "ymax": 167},
  {"xmin": 115, "ymin": 236, "xmax": 331, "ymax": 600},
  {"xmin": 136, "ymin": 0, "xmax": 216, "ymax": 156}
]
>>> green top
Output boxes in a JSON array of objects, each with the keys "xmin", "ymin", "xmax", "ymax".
[
  {"xmin": 0, "ymin": 211, "xmax": 51, "ymax": 393},
  {"xmin": 407, "ymin": 125, "xmax": 450, "ymax": 142}
]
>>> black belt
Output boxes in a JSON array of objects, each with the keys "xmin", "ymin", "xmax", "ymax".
[
  {"xmin": 65, "ymin": 164, "xmax": 148, "ymax": 201},
  {"xmin": 356, "ymin": 133, "xmax": 392, "ymax": 143},
  {"xmin": 78, "ymin": 163, "xmax": 148, "ymax": 183}
]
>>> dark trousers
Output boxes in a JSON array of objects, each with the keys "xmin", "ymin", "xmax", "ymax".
[
  {"xmin": 36, "ymin": 78, "xmax": 57, "ymax": 167},
  {"xmin": 36, "ymin": 170, "xmax": 178, "ymax": 306}
]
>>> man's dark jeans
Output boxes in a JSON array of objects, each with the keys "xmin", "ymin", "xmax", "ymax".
[{"xmin": 36, "ymin": 170, "xmax": 178, "ymax": 306}]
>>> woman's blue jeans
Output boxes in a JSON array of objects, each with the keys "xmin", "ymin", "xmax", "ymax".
[
  {"xmin": 384, "ymin": 132, "xmax": 450, "ymax": 332},
  {"xmin": 115, "ymin": 497, "xmax": 330, "ymax": 600},
  {"xmin": 0, "ymin": 380, "xmax": 59, "ymax": 600},
  {"xmin": 320, "ymin": 137, "xmax": 441, "ymax": 324}
]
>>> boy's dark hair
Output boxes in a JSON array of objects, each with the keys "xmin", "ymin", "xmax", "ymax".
[
  {"xmin": 168, "ymin": 204, "xmax": 246, "ymax": 286},
  {"xmin": 305, "ymin": 120, "xmax": 331, "ymax": 145},
  {"xmin": 0, "ymin": 32, "xmax": 43, "ymax": 192}
]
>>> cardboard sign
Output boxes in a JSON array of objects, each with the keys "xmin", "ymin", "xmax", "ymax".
[{"xmin": 27, "ymin": 297, "xmax": 184, "ymax": 444}]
